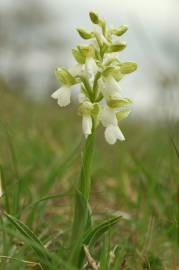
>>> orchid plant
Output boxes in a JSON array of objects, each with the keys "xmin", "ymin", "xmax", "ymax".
[{"xmin": 52, "ymin": 11, "xmax": 137, "ymax": 269}]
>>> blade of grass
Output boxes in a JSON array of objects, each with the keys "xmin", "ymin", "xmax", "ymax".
[
  {"xmin": 0, "ymin": 165, "xmax": 10, "ymax": 213},
  {"xmin": 41, "ymin": 140, "xmax": 80, "ymax": 195},
  {"xmin": 4, "ymin": 213, "xmax": 52, "ymax": 268}
]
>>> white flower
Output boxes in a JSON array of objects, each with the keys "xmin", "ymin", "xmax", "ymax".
[
  {"xmin": 82, "ymin": 115, "xmax": 92, "ymax": 138},
  {"xmin": 51, "ymin": 86, "xmax": 71, "ymax": 107},
  {"xmin": 103, "ymin": 52, "xmax": 118, "ymax": 65},
  {"xmin": 105, "ymin": 125, "xmax": 125, "ymax": 144},
  {"xmin": 85, "ymin": 57, "xmax": 98, "ymax": 79},
  {"xmin": 69, "ymin": 64, "xmax": 84, "ymax": 77},
  {"xmin": 100, "ymin": 106, "xmax": 117, "ymax": 127},
  {"xmin": 98, "ymin": 76, "xmax": 122, "ymax": 101},
  {"xmin": 103, "ymin": 75, "xmax": 122, "ymax": 98},
  {"xmin": 100, "ymin": 105, "xmax": 125, "ymax": 144}
]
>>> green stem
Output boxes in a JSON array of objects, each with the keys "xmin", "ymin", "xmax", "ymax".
[
  {"xmin": 70, "ymin": 131, "xmax": 96, "ymax": 266},
  {"xmin": 79, "ymin": 131, "xmax": 96, "ymax": 200}
]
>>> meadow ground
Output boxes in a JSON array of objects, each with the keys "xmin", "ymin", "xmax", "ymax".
[{"xmin": 0, "ymin": 87, "xmax": 179, "ymax": 269}]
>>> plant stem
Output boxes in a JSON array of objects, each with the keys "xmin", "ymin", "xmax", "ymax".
[
  {"xmin": 70, "ymin": 131, "xmax": 96, "ymax": 266},
  {"xmin": 78, "ymin": 131, "xmax": 96, "ymax": 200}
]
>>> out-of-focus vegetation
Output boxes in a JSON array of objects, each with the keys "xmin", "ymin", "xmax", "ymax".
[
  {"xmin": 0, "ymin": 1, "xmax": 179, "ymax": 268},
  {"xmin": 0, "ymin": 83, "xmax": 179, "ymax": 269}
]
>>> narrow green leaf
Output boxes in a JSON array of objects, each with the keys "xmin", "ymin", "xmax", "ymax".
[
  {"xmin": 0, "ymin": 165, "xmax": 10, "ymax": 213},
  {"xmin": 83, "ymin": 216, "xmax": 120, "ymax": 246},
  {"xmin": 70, "ymin": 190, "xmax": 92, "ymax": 267},
  {"xmin": 99, "ymin": 233, "xmax": 110, "ymax": 270},
  {"xmin": 4, "ymin": 213, "xmax": 52, "ymax": 266}
]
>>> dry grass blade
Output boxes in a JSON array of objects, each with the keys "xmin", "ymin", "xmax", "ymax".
[
  {"xmin": 83, "ymin": 245, "xmax": 99, "ymax": 270},
  {"xmin": 0, "ymin": 255, "xmax": 43, "ymax": 269}
]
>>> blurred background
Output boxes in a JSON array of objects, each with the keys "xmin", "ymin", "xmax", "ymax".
[
  {"xmin": 0, "ymin": 0, "xmax": 179, "ymax": 119},
  {"xmin": 0, "ymin": 2, "xmax": 179, "ymax": 267}
]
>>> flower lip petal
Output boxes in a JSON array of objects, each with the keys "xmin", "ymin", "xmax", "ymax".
[
  {"xmin": 51, "ymin": 86, "xmax": 71, "ymax": 107},
  {"xmin": 100, "ymin": 106, "xmax": 117, "ymax": 127},
  {"xmin": 82, "ymin": 115, "xmax": 92, "ymax": 138},
  {"xmin": 51, "ymin": 88, "xmax": 62, "ymax": 99},
  {"xmin": 104, "ymin": 125, "xmax": 125, "ymax": 144}
]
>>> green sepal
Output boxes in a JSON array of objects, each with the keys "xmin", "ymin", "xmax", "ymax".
[
  {"xmin": 107, "ymin": 98, "xmax": 132, "ymax": 108},
  {"xmin": 116, "ymin": 108, "xmax": 131, "ymax": 121},
  {"xmin": 72, "ymin": 48, "xmax": 86, "ymax": 64},
  {"xmin": 89, "ymin": 11, "xmax": 99, "ymax": 24},
  {"xmin": 102, "ymin": 67, "xmax": 123, "ymax": 81},
  {"xmin": 77, "ymin": 28, "xmax": 93, "ymax": 40},
  {"xmin": 120, "ymin": 62, "xmax": 138, "ymax": 74},
  {"xmin": 78, "ymin": 45, "xmax": 94, "ymax": 58},
  {"xmin": 108, "ymin": 42, "xmax": 127, "ymax": 53},
  {"xmin": 78, "ymin": 102, "xmax": 93, "ymax": 116},
  {"xmin": 55, "ymin": 68, "xmax": 76, "ymax": 85},
  {"xmin": 91, "ymin": 103, "xmax": 100, "ymax": 116},
  {"xmin": 111, "ymin": 25, "xmax": 128, "ymax": 36}
]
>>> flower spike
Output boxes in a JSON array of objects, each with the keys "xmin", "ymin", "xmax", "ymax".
[{"xmin": 51, "ymin": 11, "xmax": 137, "ymax": 144}]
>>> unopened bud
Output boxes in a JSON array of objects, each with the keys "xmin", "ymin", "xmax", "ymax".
[
  {"xmin": 120, "ymin": 62, "xmax": 138, "ymax": 74},
  {"xmin": 112, "ymin": 25, "xmax": 128, "ymax": 36},
  {"xmin": 72, "ymin": 48, "xmax": 85, "ymax": 64},
  {"xmin": 79, "ymin": 45, "xmax": 94, "ymax": 57},
  {"xmin": 108, "ymin": 42, "xmax": 127, "ymax": 53},
  {"xmin": 89, "ymin": 11, "xmax": 99, "ymax": 24},
  {"xmin": 77, "ymin": 28, "xmax": 93, "ymax": 39}
]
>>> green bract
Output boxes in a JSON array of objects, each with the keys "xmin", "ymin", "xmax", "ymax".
[{"xmin": 55, "ymin": 68, "xmax": 76, "ymax": 85}]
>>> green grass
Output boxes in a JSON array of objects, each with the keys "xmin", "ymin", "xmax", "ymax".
[{"xmin": 0, "ymin": 87, "xmax": 179, "ymax": 269}]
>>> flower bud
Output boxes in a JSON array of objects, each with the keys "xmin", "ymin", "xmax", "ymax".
[
  {"xmin": 79, "ymin": 45, "xmax": 94, "ymax": 58},
  {"xmin": 79, "ymin": 101, "xmax": 93, "ymax": 115},
  {"xmin": 120, "ymin": 62, "xmax": 138, "ymax": 74},
  {"xmin": 77, "ymin": 28, "xmax": 93, "ymax": 39},
  {"xmin": 72, "ymin": 48, "xmax": 85, "ymax": 64},
  {"xmin": 89, "ymin": 11, "xmax": 99, "ymax": 24},
  {"xmin": 107, "ymin": 98, "xmax": 132, "ymax": 108},
  {"xmin": 55, "ymin": 68, "xmax": 76, "ymax": 85},
  {"xmin": 108, "ymin": 42, "xmax": 127, "ymax": 53},
  {"xmin": 116, "ymin": 108, "xmax": 131, "ymax": 121},
  {"xmin": 112, "ymin": 25, "xmax": 128, "ymax": 36}
]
